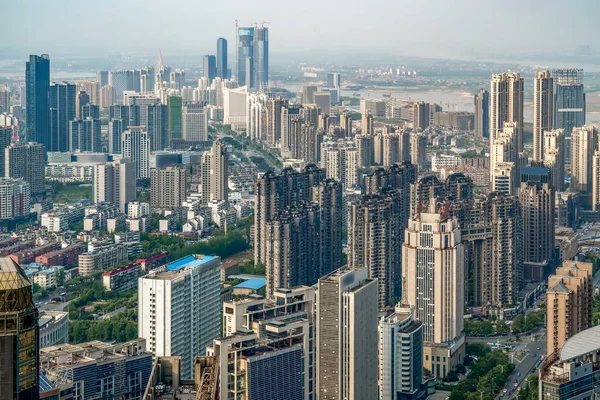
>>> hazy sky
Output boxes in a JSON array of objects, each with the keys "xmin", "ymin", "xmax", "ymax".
[{"xmin": 5, "ymin": 0, "xmax": 599, "ymax": 59}]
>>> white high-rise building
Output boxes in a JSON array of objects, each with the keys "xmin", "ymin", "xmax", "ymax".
[
  {"xmin": 316, "ymin": 266, "xmax": 379, "ymax": 400},
  {"xmin": 122, "ymin": 126, "xmax": 150, "ymax": 179},
  {"xmin": 0, "ymin": 178, "xmax": 30, "ymax": 220},
  {"xmin": 533, "ymin": 70, "xmax": 554, "ymax": 162},
  {"xmin": 182, "ymin": 103, "xmax": 208, "ymax": 141},
  {"xmin": 223, "ymin": 86, "xmax": 247, "ymax": 130},
  {"xmin": 543, "ymin": 128, "xmax": 565, "ymax": 192},
  {"xmin": 490, "ymin": 72, "xmax": 524, "ymax": 149},
  {"xmin": 490, "ymin": 122, "xmax": 519, "ymax": 194},
  {"xmin": 321, "ymin": 138, "xmax": 358, "ymax": 189},
  {"xmin": 93, "ymin": 158, "xmax": 136, "ymax": 213},
  {"xmin": 571, "ymin": 125, "xmax": 599, "ymax": 193},
  {"xmin": 138, "ymin": 254, "xmax": 221, "ymax": 379},
  {"xmin": 379, "ymin": 305, "xmax": 424, "ymax": 400}
]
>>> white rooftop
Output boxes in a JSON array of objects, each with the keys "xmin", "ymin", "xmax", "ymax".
[{"xmin": 560, "ymin": 325, "xmax": 600, "ymax": 361}]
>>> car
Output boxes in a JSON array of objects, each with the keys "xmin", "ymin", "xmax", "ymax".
[
  {"xmin": 514, "ymin": 383, "xmax": 518, "ymax": 387},
  {"xmin": 537, "ymin": 347, "xmax": 541, "ymax": 350},
  {"xmin": 516, "ymin": 372, "xmax": 521, "ymax": 377},
  {"xmin": 514, "ymin": 379, "xmax": 518, "ymax": 383},
  {"xmin": 503, "ymin": 389, "xmax": 508, "ymax": 393}
]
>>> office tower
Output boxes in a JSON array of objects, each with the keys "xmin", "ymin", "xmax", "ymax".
[
  {"xmin": 314, "ymin": 92, "xmax": 331, "ymax": 114},
  {"xmin": 546, "ymin": 261, "xmax": 593, "ymax": 356},
  {"xmin": 410, "ymin": 133, "xmax": 427, "ymax": 170},
  {"xmin": 543, "ymin": 129, "xmax": 565, "ymax": 191},
  {"xmin": 25, "ymin": 54, "xmax": 50, "ymax": 146},
  {"xmin": 0, "ymin": 127, "xmax": 11, "ymax": 177},
  {"xmin": 321, "ymin": 138, "xmax": 358, "ymax": 189},
  {"xmin": 69, "ymin": 118, "xmax": 102, "ymax": 152},
  {"xmin": 354, "ymin": 134, "xmax": 374, "ymax": 167},
  {"xmin": 76, "ymin": 80, "xmax": 100, "ymax": 106},
  {"xmin": 122, "ymin": 127, "xmax": 150, "ymax": 179},
  {"xmin": 82, "ymin": 104, "xmax": 100, "ymax": 120},
  {"xmin": 0, "ymin": 257, "xmax": 39, "ymax": 399},
  {"xmin": 361, "ymin": 112, "xmax": 374, "ymax": 135},
  {"xmin": 339, "ymin": 111, "xmax": 352, "ymax": 137},
  {"xmin": 302, "ymin": 85, "xmax": 318, "ymax": 105},
  {"xmin": 571, "ymin": 125, "xmax": 598, "ymax": 193},
  {"xmin": 553, "ymin": 69, "xmax": 585, "ymax": 162},
  {"xmin": 150, "ymin": 166, "xmax": 187, "ymax": 208},
  {"xmin": 203, "ymin": 55, "xmax": 217, "ymax": 82},
  {"xmin": 131, "ymin": 69, "xmax": 142, "ymax": 92},
  {"xmin": 182, "ymin": 103, "xmax": 208, "ymax": 141},
  {"xmin": 5, "ymin": 142, "xmax": 45, "ymax": 194},
  {"xmin": 48, "ymin": 82, "xmax": 76, "ymax": 152},
  {"xmin": 109, "ymin": 70, "xmax": 133, "ymax": 102},
  {"xmin": 216, "ymin": 37, "xmax": 228, "ymax": 79},
  {"xmin": 167, "ymin": 95, "xmax": 182, "ymax": 142},
  {"xmin": 223, "ymin": 86, "xmax": 248, "ymax": 129},
  {"xmin": 252, "ymin": 26, "xmax": 269, "ymax": 89},
  {"xmin": 348, "ymin": 189, "xmax": 404, "ymax": 309},
  {"xmin": 255, "ymin": 166, "xmax": 342, "ymax": 296},
  {"xmin": 140, "ymin": 103, "xmax": 168, "ymax": 151},
  {"xmin": 490, "ymin": 72, "xmax": 524, "ymax": 150},
  {"xmin": 519, "ymin": 166, "xmax": 555, "ymax": 281},
  {"xmin": 474, "ymin": 89, "xmax": 490, "ymax": 138},
  {"xmin": 468, "ymin": 192, "xmax": 523, "ymax": 308},
  {"xmin": 108, "ymin": 119, "xmax": 124, "ymax": 154},
  {"xmin": 139, "ymin": 255, "xmax": 221, "ymax": 379},
  {"xmin": 533, "ymin": 70, "xmax": 554, "ymax": 162},
  {"xmin": 93, "ymin": 157, "xmax": 136, "ymax": 212},
  {"xmin": 316, "ymin": 267, "xmax": 378, "ymax": 400},
  {"xmin": 237, "ymin": 26, "xmax": 268, "ymax": 89},
  {"xmin": 402, "ymin": 204, "xmax": 465, "ymax": 378},
  {"xmin": 490, "ymin": 122, "xmax": 519, "ymax": 194},
  {"xmin": 100, "ymin": 84, "xmax": 116, "ymax": 108},
  {"xmin": 75, "ymin": 91, "xmax": 90, "ymax": 121},
  {"xmin": 206, "ymin": 139, "xmax": 228, "ymax": 202},
  {"xmin": 140, "ymin": 66, "xmax": 155, "ymax": 93},
  {"xmin": 97, "ymin": 70, "xmax": 109, "ymax": 87},
  {"xmin": 413, "ymin": 101, "xmax": 430, "ymax": 130},
  {"xmin": 327, "ymin": 72, "xmax": 341, "ymax": 89},
  {"xmin": 0, "ymin": 178, "xmax": 31, "ymax": 220},
  {"xmin": 379, "ymin": 306, "xmax": 424, "ymax": 400}
]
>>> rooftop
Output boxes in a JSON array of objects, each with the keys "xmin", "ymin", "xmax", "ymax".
[
  {"xmin": 166, "ymin": 255, "xmax": 216, "ymax": 271},
  {"xmin": 234, "ymin": 278, "xmax": 266, "ymax": 290},
  {"xmin": 560, "ymin": 325, "xmax": 600, "ymax": 361}
]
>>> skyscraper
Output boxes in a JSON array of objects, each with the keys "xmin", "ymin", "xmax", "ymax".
[
  {"xmin": 75, "ymin": 90, "xmax": 90, "ymax": 119},
  {"xmin": 490, "ymin": 72, "xmax": 524, "ymax": 149},
  {"xmin": 138, "ymin": 255, "xmax": 221, "ymax": 379},
  {"xmin": 93, "ymin": 157, "xmax": 136, "ymax": 213},
  {"xmin": 69, "ymin": 118, "xmax": 102, "ymax": 152},
  {"xmin": 553, "ymin": 69, "xmax": 585, "ymax": 162},
  {"xmin": 327, "ymin": 72, "xmax": 341, "ymax": 89},
  {"xmin": 402, "ymin": 203, "xmax": 465, "ymax": 378},
  {"xmin": 533, "ymin": 70, "xmax": 554, "ymax": 162},
  {"xmin": 0, "ymin": 127, "xmax": 12, "ymax": 177},
  {"xmin": 122, "ymin": 127, "xmax": 150, "ymax": 179},
  {"xmin": 252, "ymin": 26, "xmax": 269, "ymax": 89},
  {"xmin": 209, "ymin": 139, "xmax": 229, "ymax": 202},
  {"xmin": 474, "ymin": 89, "xmax": 490, "ymax": 138},
  {"xmin": 167, "ymin": 95, "xmax": 182, "ymax": 142},
  {"xmin": 25, "ymin": 54, "xmax": 50, "ymax": 146},
  {"xmin": 48, "ymin": 82, "xmax": 76, "ymax": 152},
  {"xmin": 571, "ymin": 125, "xmax": 598, "ymax": 193},
  {"xmin": 546, "ymin": 261, "xmax": 593, "ymax": 357},
  {"xmin": 237, "ymin": 26, "xmax": 269, "ymax": 89},
  {"xmin": 203, "ymin": 55, "xmax": 217, "ymax": 82},
  {"xmin": 0, "ymin": 257, "xmax": 39, "ymax": 399},
  {"xmin": 316, "ymin": 267, "xmax": 378, "ymax": 400},
  {"xmin": 150, "ymin": 166, "xmax": 187, "ymax": 208},
  {"xmin": 519, "ymin": 166, "xmax": 555, "ymax": 280},
  {"xmin": 410, "ymin": 133, "xmax": 427, "ymax": 170},
  {"xmin": 76, "ymin": 80, "xmax": 100, "ymax": 106},
  {"xmin": 543, "ymin": 129, "xmax": 565, "ymax": 192},
  {"xmin": 182, "ymin": 103, "xmax": 208, "ymax": 141},
  {"xmin": 5, "ymin": 142, "xmax": 46, "ymax": 194},
  {"xmin": 97, "ymin": 70, "xmax": 109, "ymax": 87},
  {"xmin": 490, "ymin": 122, "xmax": 519, "ymax": 194},
  {"xmin": 413, "ymin": 101, "xmax": 430, "ymax": 130},
  {"xmin": 217, "ymin": 38, "xmax": 228, "ymax": 79}
]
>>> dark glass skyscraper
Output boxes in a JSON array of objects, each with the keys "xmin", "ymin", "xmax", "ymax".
[
  {"xmin": 0, "ymin": 257, "xmax": 39, "ymax": 400},
  {"xmin": 203, "ymin": 55, "xmax": 217, "ymax": 82},
  {"xmin": 236, "ymin": 26, "xmax": 269, "ymax": 89},
  {"xmin": 553, "ymin": 69, "xmax": 585, "ymax": 162},
  {"xmin": 49, "ymin": 82, "xmax": 76, "ymax": 152},
  {"xmin": 217, "ymin": 37, "xmax": 228, "ymax": 79},
  {"xmin": 237, "ymin": 27, "xmax": 254, "ymax": 88},
  {"xmin": 25, "ymin": 54, "xmax": 50, "ymax": 147},
  {"xmin": 252, "ymin": 27, "xmax": 269, "ymax": 90}
]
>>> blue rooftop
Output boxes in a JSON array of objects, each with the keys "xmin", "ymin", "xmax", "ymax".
[
  {"xmin": 166, "ymin": 255, "xmax": 216, "ymax": 271},
  {"xmin": 39, "ymin": 373, "xmax": 55, "ymax": 392},
  {"xmin": 234, "ymin": 277, "xmax": 267, "ymax": 290}
]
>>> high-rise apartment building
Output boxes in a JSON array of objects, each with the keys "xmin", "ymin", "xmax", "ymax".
[
  {"xmin": 402, "ymin": 204, "xmax": 465, "ymax": 378},
  {"xmin": 0, "ymin": 257, "xmax": 40, "ymax": 399},
  {"xmin": 97, "ymin": 70, "xmax": 109, "ymax": 87},
  {"xmin": 490, "ymin": 72, "xmax": 524, "ymax": 150},
  {"xmin": 0, "ymin": 178, "xmax": 30, "ymax": 220},
  {"xmin": 316, "ymin": 267, "xmax": 378, "ymax": 400},
  {"xmin": 321, "ymin": 138, "xmax": 358, "ymax": 189},
  {"xmin": 150, "ymin": 166, "xmax": 187, "ymax": 208},
  {"xmin": 69, "ymin": 118, "xmax": 102, "ymax": 152},
  {"xmin": 519, "ymin": 166, "xmax": 555, "ymax": 281},
  {"xmin": 327, "ymin": 72, "xmax": 341, "ymax": 89},
  {"xmin": 543, "ymin": 129, "xmax": 565, "ymax": 192},
  {"xmin": 314, "ymin": 91, "xmax": 331, "ymax": 115},
  {"xmin": 138, "ymin": 255, "xmax": 221, "ymax": 379},
  {"xmin": 109, "ymin": 69, "xmax": 133, "ymax": 102},
  {"xmin": 354, "ymin": 134, "xmax": 374, "ymax": 167},
  {"xmin": 490, "ymin": 122, "xmax": 519, "ymax": 194},
  {"xmin": 0, "ymin": 127, "xmax": 12, "ymax": 177},
  {"xmin": 5, "ymin": 142, "xmax": 46, "ymax": 194},
  {"xmin": 217, "ymin": 38, "xmax": 228, "ymax": 79},
  {"xmin": 209, "ymin": 139, "xmax": 228, "ymax": 202},
  {"xmin": 553, "ymin": 69, "xmax": 585, "ymax": 162},
  {"xmin": 361, "ymin": 112, "xmax": 374, "ymax": 135},
  {"xmin": 169, "ymin": 69, "xmax": 185, "ymax": 90},
  {"xmin": 93, "ymin": 157, "xmax": 136, "ymax": 213},
  {"xmin": 533, "ymin": 70, "xmax": 554, "ymax": 162},
  {"xmin": 339, "ymin": 111, "xmax": 352, "ymax": 137},
  {"xmin": 76, "ymin": 80, "xmax": 101, "ymax": 106},
  {"xmin": 592, "ymin": 150, "xmax": 600, "ymax": 211},
  {"xmin": 25, "ymin": 54, "xmax": 50, "ymax": 146},
  {"xmin": 122, "ymin": 127, "xmax": 150, "ymax": 179},
  {"xmin": 182, "ymin": 103, "xmax": 208, "ymax": 141},
  {"xmin": 413, "ymin": 101, "xmax": 430, "ymax": 130},
  {"xmin": 379, "ymin": 305, "xmax": 424, "ymax": 400},
  {"xmin": 410, "ymin": 133, "xmax": 427, "ymax": 170},
  {"xmin": 571, "ymin": 125, "xmax": 598, "ymax": 193},
  {"xmin": 546, "ymin": 261, "xmax": 593, "ymax": 356},
  {"xmin": 100, "ymin": 85, "xmax": 116, "ymax": 108},
  {"xmin": 75, "ymin": 90, "xmax": 90, "ymax": 120},
  {"xmin": 474, "ymin": 89, "xmax": 490, "ymax": 138}
]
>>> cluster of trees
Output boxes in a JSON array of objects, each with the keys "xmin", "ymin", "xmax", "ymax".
[
  {"xmin": 464, "ymin": 319, "xmax": 510, "ymax": 336},
  {"xmin": 70, "ymin": 310, "xmax": 137, "ymax": 343},
  {"xmin": 511, "ymin": 310, "xmax": 544, "ymax": 334},
  {"xmin": 449, "ymin": 343, "xmax": 515, "ymax": 400},
  {"xmin": 517, "ymin": 375, "xmax": 539, "ymax": 400},
  {"xmin": 593, "ymin": 292, "xmax": 600, "ymax": 326},
  {"xmin": 239, "ymin": 260, "xmax": 266, "ymax": 276},
  {"xmin": 250, "ymin": 156, "xmax": 271, "ymax": 172}
]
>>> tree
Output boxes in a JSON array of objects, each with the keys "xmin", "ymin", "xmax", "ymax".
[{"xmin": 56, "ymin": 268, "xmax": 65, "ymax": 287}]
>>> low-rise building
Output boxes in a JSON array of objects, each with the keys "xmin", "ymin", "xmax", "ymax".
[
  {"xmin": 103, "ymin": 263, "xmax": 141, "ymax": 292},
  {"xmin": 78, "ymin": 243, "xmax": 131, "ymax": 276},
  {"xmin": 137, "ymin": 252, "xmax": 169, "ymax": 272},
  {"xmin": 39, "ymin": 311, "xmax": 69, "ymax": 348},
  {"xmin": 36, "ymin": 243, "xmax": 86, "ymax": 268},
  {"xmin": 33, "ymin": 269, "xmax": 57, "ymax": 289}
]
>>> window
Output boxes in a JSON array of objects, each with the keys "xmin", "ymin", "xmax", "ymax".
[{"xmin": 100, "ymin": 376, "xmax": 114, "ymax": 398}]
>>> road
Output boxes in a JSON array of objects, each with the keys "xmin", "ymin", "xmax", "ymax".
[{"xmin": 503, "ymin": 333, "xmax": 546, "ymax": 398}]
